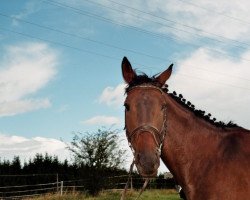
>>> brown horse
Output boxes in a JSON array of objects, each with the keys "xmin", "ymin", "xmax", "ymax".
[{"xmin": 122, "ymin": 57, "xmax": 250, "ymax": 200}]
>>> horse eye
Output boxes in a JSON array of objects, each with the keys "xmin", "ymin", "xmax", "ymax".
[{"xmin": 124, "ymin": 103, "xmax": 130, "ymax": 111}]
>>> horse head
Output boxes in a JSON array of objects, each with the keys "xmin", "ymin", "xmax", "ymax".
[{"xmin": 122, "ymin": 57, "xmax": 173, "ymax": 177}]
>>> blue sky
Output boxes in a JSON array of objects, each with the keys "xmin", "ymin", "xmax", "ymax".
[{"xmin": 0, "ymin": 0, "xmax": 250, "ymax": 170}]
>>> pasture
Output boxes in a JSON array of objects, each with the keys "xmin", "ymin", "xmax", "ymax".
[{"xmin": 26, "ymin": 189, "xmax": 180, "ymax": 200}]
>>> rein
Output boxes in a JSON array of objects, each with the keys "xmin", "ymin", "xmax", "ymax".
[{"xmin": 120, "ymin": 85, "xmax": 168, "ymax": 200}]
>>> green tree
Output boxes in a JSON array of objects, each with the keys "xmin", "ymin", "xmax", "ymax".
[
  {"xmin": 67, "ymin": 128, "xmax": 126, "ymax": 195},
  {"xmin": 11, "ymin": 156, "xmax": 21, "ymax": 174},
  {"xmin": 68, "ymin": 128, "xmax": 126, "ymax": 170}
]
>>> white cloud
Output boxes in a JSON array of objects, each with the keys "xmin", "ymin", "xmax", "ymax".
[
  {"xmin": 0, "ymin": 42, "xmax": 58, "ymax": 116},
  {"xmin": 153, "ymin": 0, "xmax": 250, "ymax": 41},
  {"xmin": 168, "ymin": 48, "xmax": 250, "ymax": 129},
  {"xmin": 0, "ymin": 131, "xmax": 169, "ymax": 173},
  {"xmin": 99, "ymin": 0, "xmax": 250, "ymax": 45},
  {"xmin": 0, "ymin": 133, "xmax": 69, "ymax": 162},
  {"xmin": 99, "ymin": 83, "xmax": 126, "ymax": 107},
  {"xmin": 98, "ymin": 48, "xmax": 250, "ymax": 129},
  {"xmin": 11, "ymin": 1, "xmax": 42, "ymax": 26},
  {"xmin": 0, "ymin": 98, "xmax": 51, "ymax": 117},
  {"xmin": 82, "ymin": 115, "xmax": 121, "ymax": 125}
]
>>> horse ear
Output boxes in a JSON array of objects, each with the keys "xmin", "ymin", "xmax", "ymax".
[
  {"xmin": 121, "ymin": 57, "xmax": 136, "ymax": 84},
  {"xmin": 156, "ymin": 64, "xmax": 173, "ymax": 86}
]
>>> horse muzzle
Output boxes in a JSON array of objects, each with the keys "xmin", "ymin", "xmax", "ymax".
[{"xmin": 135, "ymin": 151, "xmax": 160, "ymax": 177}]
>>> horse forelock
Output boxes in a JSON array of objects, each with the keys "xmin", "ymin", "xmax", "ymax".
[{"xmin": 125, "ymin": 73, "xmax": 161, "ymax": 93}]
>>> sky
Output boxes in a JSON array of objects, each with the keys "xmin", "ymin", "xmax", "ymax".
[{"xmin": 0, "ymin": 0, "xmax": 250, "ymax": 173}]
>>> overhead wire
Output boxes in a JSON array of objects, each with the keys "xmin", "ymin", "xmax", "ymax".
[
  {"xmin": 42, "ymin": 0, "xmax": 250, "ymax": 63},
  {"xmin": 82, "ymin": 0, "xmax": 248, "ymax": 51},
  {"xmin": 43, "ymin": 0, "xmax": 171, "ymax": 40},
  {"xmin": 175, "ymin": 73, "xmax": 250, "ymax": 91},
  {"xmin": 99, "ymin": 0, "xmax": 250, "ymax": 48},
  {"xmin": 1, "ymin": 28, "xmax": 249, "ymax": 91},
  {"xmin": 0, "ymin": 27, "xmax": 120, "ymax": 61},
  {"xmin": 0, "ymin": 12, "xmax": 248, "ymax": 81},
  {"xmin": 76, "ymin": 0, "xmax": 250, "ymax": 80},
  {"xmin": 1, "ymin": 1, "xmax": 249, "ymax": 93},
  {"xmin": 0, "ymin": 27, "xmax": 153, "ymax": 69},
  {"xmin": 41, "ymin": 1, "xmax": 250, "ymax": 81},
  {"xmin": 2, "ymin": 11, "xmax": 250, "ymax": 83},
  {"xmin": 176, "ymin": 0, "xmax": 250, "ymax": 26},
  {"xmin": 0, "ymin": 2, "xmax": 250, "ymax": 90},
  {"xmin": 0, "ymin": 13, "xmax": 167, "ymax": 62}
]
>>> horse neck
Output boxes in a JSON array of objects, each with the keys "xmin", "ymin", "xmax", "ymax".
[{"xmin": 161, "ymin": 94, "xmax": 222, "ymax": 191}]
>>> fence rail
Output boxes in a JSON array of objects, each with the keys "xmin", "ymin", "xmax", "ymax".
[
  {"xmin": 0, "ymin": 175, "xmax": 60, "ymax": 200},
  {"xmin": 0, "ymin": 174, "xmax": 175, "ymax": 199}
]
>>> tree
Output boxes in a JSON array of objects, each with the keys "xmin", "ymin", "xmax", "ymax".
[
  {"xmin": 11, "ymin": 156, "xmax": 21, "ymax": 174},
  {"xmin": 68, "ymin": 128, "xmax": 126, "ymax": 170},
  {"xmin": 67, "ymin": 128, "xmax": 126, "ymax": 195}
]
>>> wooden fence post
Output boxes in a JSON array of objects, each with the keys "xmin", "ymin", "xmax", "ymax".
[
  {"xmin": 60, "ymin": 181, "xmax": 63, "ymax": 196},
  {"xmin": 130, "ymin": 177, "xmax": 133, "ymax": 190},
  {"xmin": 56, "ymin": 174, "xmax": 59, "ymax": 193}
]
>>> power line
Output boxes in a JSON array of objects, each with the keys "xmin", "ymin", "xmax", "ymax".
[
  {"xmin": 1, "ymin": 22, "xmax": 250, "ymax": 84},
  {"xmin": 3, "ymin": 10, "xmax": 250, "ymax": 83},
  {"xmin": 1, "ymin": 9, "xmax": 250, "ymax": 83},
  {"xmin": 0, "ymin": 12, "xmax": 211, "ymax": 61},
  {"xmin": 0, "ymin": 13, "xmax": 167, "ymax": 62},
  {"xmin": 181, "ymin": 66, "xmax": 250, "ymax": 82},
  {"xmin": 42, "ymin": 0, "xmax": 250, "ymax": 63},
  {"xmin": 176, "ymin": 0, "xmax": 250, "ymax": 26},
  {"xmin": 44, "ymin": 0, "xmax": 170, "ymax": 39},
  {"xmin": 82, "ymin": 0, "xmax": 248, "ymax": 51},
  {"xmin": 44, "ymin": 1, "xmax": 250, "ymax": 82},
  {"xmin": 100, "ymin": 0, "xmax": 250, "ymax": 48},
  {"xmin": 176, "ymin": 73, "xmax": 250, "ymax": 91},
  {"xmin": 0, "ymin": 25, "xmax": 159, "ymax": 71},
  {"xmin": 0, "ymin": 27, "xmax": 120, "ymax": 61},
  {"xmin": 1, "ymin": 28, "xmax": 250, "ymax": 91},
  {"xmin": 0, "ymin": 12, "xmax": 242, "ymax": 72},
  {"xmin": 0, "ymin": 27, "xmax": 154, "ymax": 70}
]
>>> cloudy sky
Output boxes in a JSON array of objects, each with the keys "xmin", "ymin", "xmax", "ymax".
[{"xmin": 0, "ymin": 0, "xmax": 250, "ymax": 172}]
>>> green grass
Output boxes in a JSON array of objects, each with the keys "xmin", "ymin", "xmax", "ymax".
[{"xmin": 26, "ymin": 189, "xmax": 180, "ymax": 200}]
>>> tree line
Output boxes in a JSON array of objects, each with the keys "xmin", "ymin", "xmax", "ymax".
[{"xmin": 0, "ymin": 128, "xmax": 175, "ymax": 196}]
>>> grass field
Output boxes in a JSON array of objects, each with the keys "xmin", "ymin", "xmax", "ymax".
[{"xmin": 26, "ymin": 189, "xmax": 181, "ymax": 200}]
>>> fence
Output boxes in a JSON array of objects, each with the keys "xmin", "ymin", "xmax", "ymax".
[
  {"xmin": 0, "ymin": 174, "xmax": 58, "ymax": 200},
  {"xmin": 0, "ymin": 174, "xmax": 175, "ymax": 199},
  {"xmin": 0, "ymin": 182, "xmax": 57, "ymax": 199}
]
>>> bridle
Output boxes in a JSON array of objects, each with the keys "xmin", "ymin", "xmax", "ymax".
[
  {"xmin": 120, "ymin": 84, "xmax": 168, "ymax": 200},
  {"xmin": 125, "ymin": 85, "xmax": 168, "ymax": 157}
]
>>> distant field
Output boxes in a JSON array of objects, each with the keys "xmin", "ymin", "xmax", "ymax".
[{"xmin": 26, "ymin": 189, "xmax": 181, "ymax": 200}]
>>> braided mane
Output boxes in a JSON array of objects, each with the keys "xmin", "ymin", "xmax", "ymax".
[{"xmin": 125, "ymin": 73, "xmax": 238, "ymax": 128}]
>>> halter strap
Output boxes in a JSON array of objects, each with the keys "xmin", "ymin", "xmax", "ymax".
[
  {"xmin": 125, "ymin": 84, "xmax": 168, "ymax": 155},
  {"xmin": 127, "ymin": 125, "xmax": 162, "ymax": 147},
  {"xmin": 127, "ymin": 84, "xmax": 164, "ymax": 94}
]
